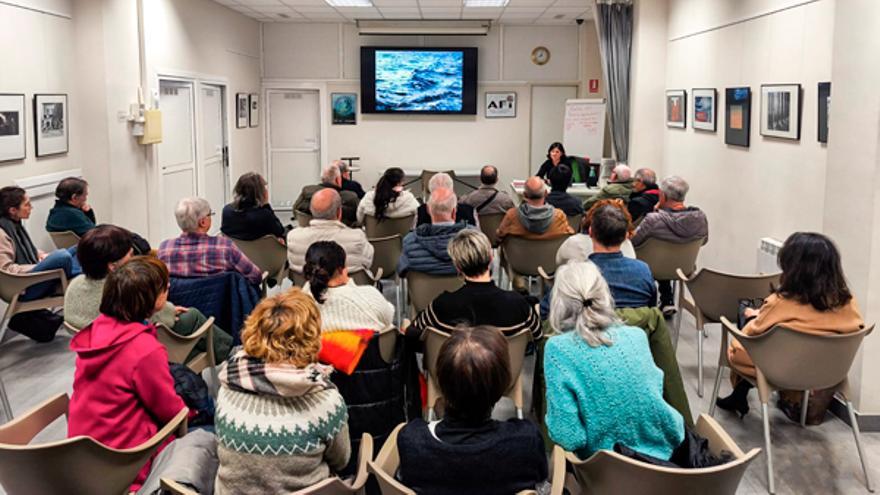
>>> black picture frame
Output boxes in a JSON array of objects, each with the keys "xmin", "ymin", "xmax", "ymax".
[
  {"xmin": 33, "ymin": 93, "xmax": 69, "ymax": 157},
  {"xmin": 0, "ymin": 93, "xmax": 26, "ymax": 163},
  {"xmin": 692, "ymin": 88, "xmax": 717, "ymax": 132},
  {"xmin": 818, "ymin": 82, "xmax": 830, "ymax": 143},
  {"xmin": 236, "ymin": 93, "xmax": 248, "ymax": 129},
  {"xmin": 725, "ymin": 87, "xmax": 751, "ymax": 148},
  {"xmin": 666, "ymin": 89, "xmax": 687, "ymax": 128}
]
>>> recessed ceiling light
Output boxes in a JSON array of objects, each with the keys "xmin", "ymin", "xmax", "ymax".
[
  {"xmin": 463, "ymin": 0, "xmax": 508, "ymax": 7},
  {"xmin": 326, "ymin": 0, "xmax": 373, "ymax": 6}
]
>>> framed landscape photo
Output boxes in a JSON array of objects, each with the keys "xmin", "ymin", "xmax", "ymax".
[
  {"xmin": 236, "ymin": 93, "xmax": 248, "ymax": 129},
  {"xmin": 760, "ymin": 83, "xmax": 801, "ymax": 140},
  {"xmin": 0, "ymin": 94, "xmax": 25, "ymax": 162},
  {"xmin": 818, "ymin": 82, "xmax": 830, "ymax": 143},
  {"xmin": 331, "ymin": 93, "xmax": 357, "ymax": 125},
  {"xmin": 485, "ymin": 92, "xmax": 516, "ymax": 118},
  {"xmin": 725, "ymin": 87, "xmax": 751, "ymax": 147},
  {"xmin": 33, "ymin": 93, "xmax": 68, "ymax": 157},
  {"xmin": 666, "ymin": 90, "xmax": 687, "ymax": 128},
  {"xmin": 248, "ymin": 93, "xmax": 259, "ymax": 128},
  {"xmin": 692, "ymin": 88, "xmax": 717, "ymax": 132}
]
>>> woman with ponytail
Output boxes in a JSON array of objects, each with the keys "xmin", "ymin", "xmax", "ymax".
[{"xmin": 356, "ymin": 167, "xmax": 419, "ymax": 224}]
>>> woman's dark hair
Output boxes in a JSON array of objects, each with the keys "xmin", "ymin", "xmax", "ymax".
[
  {"xmin": 77, "ymin": 224, "xmax": 134, "ymax": 279},
  {"xmin": 232, "ymin": 172, "xmax": 267, "ymax": 210},
  {"xmin": 100, "ymin": 256, "xmax": 169, "ymax": 323},
  {"xmin": 55, "ymin": 177, "xmax": 88, "ymax": 203},
  {"xmin": 0, "ymin": 186, "xmax": 26, "ymax": 219},
  {"xmin": 303, "ymin": 241, "xmax": 347, "ymax": 304},
  {"xmin": 776, "ymin": 232, "xmax": 852, "ymax": 311},
  {"xmin": 373, "ymin": 167, "xmax": 405, "ymax": 220},
  {"xmin": 546, "ymin": 142, "xmax": 567, "ymax": 161},
  {"xmin": 437, "ymin": 326, "xmax": 511, "ymax": 421}
]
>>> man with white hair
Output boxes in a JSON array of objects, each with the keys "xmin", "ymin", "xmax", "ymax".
[
  {"xmin": 628, "ymin": 167, "xmax": 660, "ymax": 222},
  {"xmin": 293, "ymin": 163, "xmax": 359, "ymax": 226},
  {"xmin": 334, "ymin": 159, "xmax": 365, "ymax": 199},
  {"xmin": 158, "ymin": 196, "xmax": 262, "ymax": 286},
  {"xmin": 583, "ymin": 163, "xmax": 635, "ymax": 211},
  {"xmin": 415, "ymin": 172, "xmax": 477, "ymax": 227},
  {"xmin": 398, "ymin": 187, "xmax": 473, "ymax": 276}
]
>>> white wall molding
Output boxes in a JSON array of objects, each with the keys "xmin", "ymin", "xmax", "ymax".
[
  {"xmin": 668, "ymin": 0, "xmax": 821, "ymax": 42},
  {"xmin": 0, "ymin": 0, "xmax": 71, "ymax": 19},
  {"xmin": 14, "ymin": 168, "xmax": 82, "ymax": 199}
]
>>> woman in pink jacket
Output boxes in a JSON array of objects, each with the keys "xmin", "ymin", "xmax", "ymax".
[{"xmin": 67, "ymin": 256, "xmax": 186, "ymax": 492}]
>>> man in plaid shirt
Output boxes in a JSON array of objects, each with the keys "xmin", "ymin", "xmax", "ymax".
[{"xmin": 158, "ymin": 197, "xmax": 262, "ymax": 286}]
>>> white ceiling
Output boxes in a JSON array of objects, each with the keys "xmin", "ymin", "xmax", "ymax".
[{"xmin": 214, "ymin": 0, "xmax": 591, "ymax": 25}]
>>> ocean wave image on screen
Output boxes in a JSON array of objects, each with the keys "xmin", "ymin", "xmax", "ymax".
[{"xmin": 375, "ymin": 50, "xmax": 464, "ymax": 112}]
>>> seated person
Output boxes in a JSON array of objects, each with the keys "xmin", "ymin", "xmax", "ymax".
[
  {"xmin": 158, "ymin": 197, "xmax": 262, "ymax": 286},
  {"xmin": 288, "ymin": 189, "xmax": 373, "ymax": 274},
  {"xmin": 546, "ymin": 164, "xmax": 585, "ymax": 217},
  {"xmin": 357, "ymin": 167, "xmax": 419, "ymax": 224},
  {"xmin": 544, "ymin": 262, "xmax": 685, "ymax": 461},
  {"xmin": 215, "ymin": 289, "xmax": 351, "ymax": 492},
  {"xmin": 294, "ymin": 164, "xmax": 359, "ymax": 226},
  {"xmin": 65, "ymin": 225, "xmax": 232, "ymax": 363},
  {"xmin": 627, "ymin": 167, "xmax": 660, "ymax": 222},
  {"xmin": 583, "ymin": 164, "xmax": 635, "ymax": 211},
  {"xmin": 631, "ymin": 175, "xmax": 708, "ymax": 315},
  {"xmin": 460, "ymin": 165, "xmax": 515, "ymax": 215},
  {"xmin": 221, "ymin": 172, "xmax": 286, "ymax": 241},
  {"xmin": 398, "ymin": 326, "xmax": 548, "ymax": 494},
  {"xmin": 407, "ymin": 229, "xmax": 541, "ymax": 341},
  {"xmin": 555, "ymin": 199, "xmax": 636, "ymax": 266},
  {"xmin": 416, "ymin": 172, "xmax": 477, "ymax": 227},
  {"xmin": 336, "ymin": 160, "xmax": 365, "ymax": 199},
  {"xmin": 68, "ymin": 256, "xmax": 187, "ymax": 492},
  {"xmin": 399, "ymin": 187, "xmax": 472, "ymax": 276},
  {"xmin": 536, "ymin": 141, "xmax": 574, "ymax": 180}
]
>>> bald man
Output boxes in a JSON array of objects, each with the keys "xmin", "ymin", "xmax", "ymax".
[
  {"xmin": 398, "ymin": 187, "xmax": 473, "ymax": 276},
  {"xmin": 460, "ymin": 165, "xmax": 516, "ymax": 215},
  {"xmin": 583, "ymin": 163, "xmax": 635, "ymax": 211},
  {"xmin": 292, "ymin": 164, "xmax": 359, "ymax": 226},
  {"xmin": 287, "ymin": 188, "xmax": 373, "ymax": 273}
]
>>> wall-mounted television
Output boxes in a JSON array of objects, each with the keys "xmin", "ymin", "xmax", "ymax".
[{"xmin": 360, "ymin": 47, "xmax": 478, "ymax": 115}]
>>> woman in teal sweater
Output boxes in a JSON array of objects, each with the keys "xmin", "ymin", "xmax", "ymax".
[{"xmin": 543, "ymin": 261, "xmax": 685, "ymax": 461}]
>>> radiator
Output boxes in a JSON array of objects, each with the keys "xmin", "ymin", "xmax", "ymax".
[{"xmin": 757, "ymin": 237, "xmax": 783, "ymax": 273}]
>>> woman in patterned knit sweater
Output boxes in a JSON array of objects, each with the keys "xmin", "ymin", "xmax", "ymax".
[{"xmin": 214, "ymin": 289, "xmax": 350, "ymax": 494}]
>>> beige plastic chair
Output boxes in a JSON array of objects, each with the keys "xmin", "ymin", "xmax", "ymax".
[
  {"xmin": 0, "ymin": 377, "xmax": 10, "ymax": 424},
  {"xmin": 634, "ymin": 237, "xmax": 704, "ymax": 312},
  {"xmin": 0, "ymin": 393, "xmax": 188, "ymax": 495},
  {"xmin": 48, "ymin": 231, "xmax": 80, "ymax": 249},
  {"xmin": 377, "ymin": 325, "xmax": 399, "ymax": 365},
  {"xmin": 156, "ymin": 316, "xmax": 216, "ymax": 378},
  {"xmin": 477, "ymin": 212, "xmax": 506, "ymax": 248},
  {"xmin": 718, "ymin": 318, "xmax": 873, "ymax": 494},
  {"xmin": 277, "ymin": 433, "xmax": 372, "ymax": 494},
  {"xmin": 231, "ymin": 235, "xmax": 288, "ymax": 292},
  {"xmin": 548, "ymin": 414, "xmax": 760, "ymax": 495},
  {"xmin": 566, "ymin": 213, "xmax": 584, "ymax": 233},
  {"xmin": 676, "ymin": 268, "xmax": 781, "ymax": 397},
  {"xmin": 295, "ymin": 210, "xmax": 313, "ymax": 228},
  {"xmin": 160, "ymin": 478, "xmax": 198, "ymax": 495},
  {"xmin": 370, "ymin": 234, "xmax": 403, "ymax": 323},
  {"xmin": 0, "ymin": 268, "xmax": 68, "ymax": 343},
  {"xmin": 364, "ymin": 214, "xmax": 415, "ymax": 240},
  {"xmin": 423, "ymin": 326, "xmax": 531, "ymax": 420},
  {"xmin": 405, "ymin": 272, "xmax": 463, "ymax": 317},
  {"xmin": 500, "ymin": 235, "xmax": 570, "ymax": 295}
]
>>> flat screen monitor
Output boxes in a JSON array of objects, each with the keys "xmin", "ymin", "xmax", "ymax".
[{"xmin": 360, "ymin": 47, "xmax": 478, "ymax": 115}]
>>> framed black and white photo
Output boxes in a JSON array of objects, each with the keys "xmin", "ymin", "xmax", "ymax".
[
  {"xmin": 725, "ymin": 87, "xmax": 751, "ymax": 147},
  {"xmin": 0, "ymin": 94, "xmax": 25, "ymax": 162},
  {"xmin": 692, "ymin": 88, "xmax": 717, "ymax": 132},
  {"xmin": 33, "ymin": 94, "xmax": 68, "ymax": 157},
  {"xmin": 236, "ymin": 93, "xmax": 249, "ymax": 129},
  {"xmin": 249, "ymin": 93, "xmax": 259, "ymax": 128},
  {"xmin": 818, "ymin": 82, "xmax": 830, "ymax": 143},
  {"xmin": 666, "ymin": 89, "xmax": 687, "ymax": 128},
  {"xmin": 485, "ymin": 92, "xmax": 516, "ymax": 118},
  {"xmin": 760, "ymin": 84, "xmax": 801, "ymax": 140}
]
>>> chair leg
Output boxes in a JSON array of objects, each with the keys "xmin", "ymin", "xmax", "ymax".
[
  {"xmin": 846, "ymin": 400, "xmax": 874, "ymax": 492},
  {"xmin": 0, "ymin": 376, "xmax": 12, "ymax": 422},
  {"xmin": 516, "ymin": 407, "xmax": 524, "ymax": 420},
  {"xmin": 697, "ymin": 325, "xmax": 704, "ymax": 398},
  {"xmin": 708, "ymin": 364, "xmax": 724, "ymax": 417},
  {"xmin": 762, "ymin": 401, "xmax": 776, "ymax": 494},
  {"xmin": 800, "ymin": 390, "xmax": 810, "ymax": 428},
  {"xmin": 0, "ymin": 301, "xmax": 16, "ymax": 344},
  {"xmin": 427, "ymin": 408, "xmax": 436, "ymax": 421}
]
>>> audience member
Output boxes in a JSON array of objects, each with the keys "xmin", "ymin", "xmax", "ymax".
[
  {"xmin": 536, "ymin": 142, "xmax": 574, "ymax": 180},
  {"xmin": 407, "ymin": 229, "xmax": 541, "ymax": 341},
  {"xmin": 68, "ymin": 256, "xmax": 188, "ymax": 492},
  {"xmin": 65, "ymin": 225, "xmax": 232, "ymax": 363},
  {"xmin": 45, "ymin": 177, "xmax": 95, "ymax": 237},
  {"xmin": 544, "ymin": 262, "xmax": 684, "ymax": 461},
  {"xmin": 288, "ymin": 189, "xmax": 373, "ymax": 273},
  {"xmin": 215, "ymin": 289, "xmax": 350, "ymax": 493},
  {"xmin": 398, "ymin": 187, "xmax": 472, "ymax": 276},
  {"xmin": 221, "ymin": 172, "xmax": 286, "ymax": 241},
  {"xmin": 546, "ymin": 164, "xmax": 585, "ymax": 216},
  {"xmin": 628, "ymin": 167, "xmax": 660, "ymax": 222},
  {"xmin": 398, "ymin": 326, "xmax": 548, "ymax": 494},
  {"xmin": 416, "ymin": 172, "xmax": 477, "ymax": 227},
  {"xmin": 158, "ymin": 197, "xmax": 262, "ymax": 286},
  {"xmin": 631, "ymin": 176, "xmax": 708, "ymax": 315},
  {"xmin": 583, "ymin": 164, "xmax": 635, "ymax": 211},
  {"xmin": 357, "ymin": 167, "xmax": 419, "ymax": 224},
  {"xmin": 718, "ymin": 232, "xmax": 863, "ymax": 423},
  {"xmin": 460, "ymin": 165, "xmax": 515, "ymax": 215},
  {"xmin": 555, "ymin": 199, "xmax": 636, "ymax": 266},
  {"xmin": 335, "ymin": 160, "xmax": 365, "ymax": 199},
  {"xmin": 294, "ymin": 164, "xmax": 359, "ymax": 226}
]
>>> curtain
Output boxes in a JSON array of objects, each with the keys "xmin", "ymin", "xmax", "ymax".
[{"xmin": 595, "ymin": 0, "xmax": 633, "ymax": 163}]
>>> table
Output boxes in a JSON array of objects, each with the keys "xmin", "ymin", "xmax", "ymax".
[{"xmin": 509, "ymin": 180, "xmax": 601, "ymax": 201}]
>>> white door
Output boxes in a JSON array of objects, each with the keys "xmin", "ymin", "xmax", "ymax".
[
  {"xmin": 158, "ymin": 80, "xmax": 197, "ymax": 241},
  {"xmin": 199, "ymin": 84, "xmax": 227, "ymax": 235},
  {"xmin": 267, "ymin": 90, "xmax": 320, "ymax": 213},
  {"xmin": 530, "ymin": 85, "xmax": 578, "ymax": 173}
]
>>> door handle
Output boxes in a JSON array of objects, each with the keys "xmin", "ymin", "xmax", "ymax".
[{"xmin": 222, "ymin": 146, "xmax": 229, "ymax": 167}]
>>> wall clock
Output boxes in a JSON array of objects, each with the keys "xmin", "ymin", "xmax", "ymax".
[{"xmin": 531, "ymin": 46, "xmax": 550, "ymax": 65}]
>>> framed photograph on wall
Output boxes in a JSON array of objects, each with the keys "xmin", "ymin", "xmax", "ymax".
[
  {"xmin": 0, "ymin": 94, "xmax": 25, "ymax": 162},
  {"xmin": 249, "ymin": 93, "xmax": 260, "ymax": 128},
  {"xmin": 818, "ymin": 82, "xmax": 830, "ymax": 143},
  {"xmin": 725, "ymin": 87, "xmax": 751, "ymax": 147},
  {"xmin": 236, "ymin": 93, "xmax": 249, "ymax": 129},
  {"xmin": 485, "ymin": 92, "xmax": 516, "ymax": 118},
  {"xmin": 666, "ymin": 90, "xmax": 687, "ymax": 128},
  {"xmin": 33, "ymin": 94, "xmax": 68, "ymax": 157},
  {"xmin": 331, "ymin": 93, "xmax": 357, "ymax": 125},
  {"xmin": 760, "ymin": 83, "xmax": 801, "ymax": 140},
  {"xmin": 692, "ymin": 88, "xmax": 717, "ymax": 132}
]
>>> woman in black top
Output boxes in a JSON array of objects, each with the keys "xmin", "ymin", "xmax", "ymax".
[
  {"xmin": 221, "ymin": 172, "xmax": 286, "ymax": 241},
  {"xmin": 536, "ymin": 142, "xmax": 575, "ymax": 179}
]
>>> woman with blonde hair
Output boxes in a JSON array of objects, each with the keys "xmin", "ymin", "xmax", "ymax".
[{"xmin": 215, "ymin": 289, "xmax": 350, "ymax": 493}]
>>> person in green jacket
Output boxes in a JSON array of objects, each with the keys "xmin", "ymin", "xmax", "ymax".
[
  {"xmin": 583, "ymin": 163, "xmax": 635, "ymax": 211},
  {"xmin": 45, "ymin": 177, "xmax": 96, "ymax": 237}
]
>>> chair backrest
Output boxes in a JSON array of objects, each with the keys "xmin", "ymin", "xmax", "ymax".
[
  {"xmin": 295, "ymin": 211, "xmax": 313, "ymax": 228},
  {"xmin": 634, "ymin": 237, "xmax": 704, "ymax": 280},
  {"xmin": 349, "ymin": 268, "xmax": 375, "ymax": 286},
  {"xmin": 368, "ymin": 423, "xmax": 414, "ymax": 495},
  {"xmin": 292, "ymin": 433, "xmax": 374, "ymax": 494},
  {"xmin": 566, "ymin": 214, "xmax": 583, "ymax": 233},
  {"xmin": 501, "ymin": 235, "xmax": 570, "ymax": 277},
  {"xmin": 369, "ymin": 235, "xmax": 402, "ymax": 280},
  {"xmin": 477, "ymin": 213, "xmax": 506, "ymax": 247},
  {"xmin": 155, "ymin": 316, "xmax": 216, "ymax": 374},
  {"xmin": 289, "ymin": 268, "xmax": 307, "ymax": 287},
  {"xmin": 377, "ymin": 326, "xmax": 399, "ymax": 364},
  {"xmin": 684, "ymin": 268, "xmax": 781, "ymax": 323},
  {"xmin": 418, "ymin": 170, "xmax": 457, "ymax": 200},
  {"xmin": 49, "ymin": 231, "xmax": 80, "ymax": 249},
  {"xmin": 0, "ymin": 394, "xmax": 188, "ymax": 495},
  {"xmin": 0, "ymin": 269, "xmax": 67, "ymax": 304},
  {"xmin": 560, "ymin": 414, "xmax": 760, "ymax": 495},
  {"xmin": 231, "ymin": 235, "xmax": 288, "ymax": 282},
  {"xmin": 405, "ymin": 272, "xmax": 463, "ymax": 314},
  {"xmin": 365, "ymin": 214, "xmax": 415, "ymax": 239}
]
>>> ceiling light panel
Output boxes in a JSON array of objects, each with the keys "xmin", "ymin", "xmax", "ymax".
[
  {"xmin": 463, "ymin": 0, "xmax": 508, "ymax": 6},
  {"xmin": 325, "ymin": 0, "xmax": 373, "ymax": 6}
]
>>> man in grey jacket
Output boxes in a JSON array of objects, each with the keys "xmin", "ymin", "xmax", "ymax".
[
  {"xmin": 398, "ymin": 187, "xmax": 472, "ymax": 276},
  {"xmin": 460, "ymin": 165, "xmax": 515, "ymax": 215}
]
